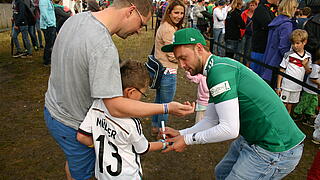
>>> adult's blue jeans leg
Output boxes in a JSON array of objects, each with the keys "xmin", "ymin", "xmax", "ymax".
[
  {"xmin": 28, "ymin": 25, "xmax": 38, "ymax": 47},
  {"xmin": 20, "ymin": 25, "xmax": 32, "ymax": 54},
  {"xmin": 35, "ymin": 19, "xmax": 43, "ymax": 47},
  {"xmin": 12, "ymin": 27, "xmax": 21, "ymax": 52},
  {"xmin": 218, "ymin": 136, "xmax": 303, "ymax": 180},
  {"xmin": 215, "ymin": 137, "xmax": 242, "ymax": 180},
  {"xmin": 152, "ymin": 73, "xmax": 177, "ymax": 127},
  {"xmin": 243, "ymin": 35, "xmax": 252, "ymax": 65},
  {"xmin": 213, "ymin": 28, "xmax": 222, "ymax": 56},
  {"xmin": 42, "ymin": 27, "xmax": 57, "ymax": 65}
]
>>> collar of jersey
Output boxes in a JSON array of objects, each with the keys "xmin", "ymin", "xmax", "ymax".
[{"xmin": 203, "ymin": 54, "xmax": 214, "ymax": 76}]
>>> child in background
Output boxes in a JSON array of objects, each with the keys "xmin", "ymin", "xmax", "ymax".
[
  {"xmin": 276, "ymin": 29, "xmax": 312, "ymax": 114},
  {"xmin": 77, "ymin": 61, "xmax": 170, "ymax": 180},
  {"xmin": 293, "ymin": 49, "xmax": 320, "ymax": 126},
  {"xmin": 186, "ymin": 72, "xmax": 209, "ymax": 123}
]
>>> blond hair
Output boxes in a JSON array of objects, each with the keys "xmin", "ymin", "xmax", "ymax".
[
  {"xmin": 278, "ymin": 0, "xmax": 298, "ymax": 18},
  {"xmin": 230, "ymin": 0, "xmax": 243, "ymax": 11},
  {"xmin": 112, "ymin": 0, "xmax": 153, "ymax": 17},
  {"xmin": 290, "ymin": 29, "xmax": 308, "ymax": 43}
]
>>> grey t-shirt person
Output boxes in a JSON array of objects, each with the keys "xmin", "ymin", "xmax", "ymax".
[{"xmin": 45, "ymin": 12, "xmax": 122, "ymax": 130}]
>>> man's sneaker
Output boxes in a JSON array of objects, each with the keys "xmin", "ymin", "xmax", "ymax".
[
  {"xmin": 302, "ymin": 120, "xmax": 314, "ymax": 127},
  {"xmin": 34, "ymin": 46, "xmax": 39, "ymax": 51},
  {"xmin": 21, "ymin": 53, "xmax": 33, "ymax": 58},
  {"xmin": 12, "ymin": 52, "xmax": 24, "ymax": 58}
]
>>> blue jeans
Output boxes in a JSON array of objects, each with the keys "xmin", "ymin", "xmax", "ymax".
[
  {"xmin": 215, "ymin": 136, "xmax": 303, "ymax": 180},
  {"xmin": 35, "ymin": 19, "xmax": 43, "ymax": 47},
  {"xmin": 152, "ymin": 72, "xmax": 177, "ymax": 127},
  {"xmin": 241, "ymin": 35, "xmax": 252, "ymax": 65},
  {"xmin": 13, "ymin": 25, "xmax": 32, "ymax": 54},
  {"xmin": 28, "ymin": 25, "xmax": 38, "ymax": 48},
  {"xmin": 225, "ymin": 39, "xmax": 240, "ymax": 61},
  {"xmin": 42, "ymin": 27, "xmax": 57, "ymax": 65},
  {"xmin": 212, "ymin": 28, "xmax": 224, "ymax": 56}
]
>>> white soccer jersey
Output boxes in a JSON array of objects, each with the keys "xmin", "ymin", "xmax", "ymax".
[
  {"xmin": 79, "ymin": 99, "xmax": 149, "ymax": 180},
  {"xmin": 280, "ymin": 50, "xmax": 312, "ymax": 91},
  {"xmin": 303, "ymin": 64, "xmax": 320, "ymax": 95}
]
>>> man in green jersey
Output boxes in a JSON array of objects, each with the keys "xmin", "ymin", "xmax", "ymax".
[{"xmin": 162, "ymin": 28, "xmax": 305, "ymax": 179}]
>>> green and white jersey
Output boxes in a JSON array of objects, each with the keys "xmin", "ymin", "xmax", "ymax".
[{"xmin": 203, "ymin": 55, "xmax": 305, "ymax": 152}]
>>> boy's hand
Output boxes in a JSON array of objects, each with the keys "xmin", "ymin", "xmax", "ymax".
[
  {"xmin": 302, "ymin": 58, "xmax": 309, "ymax": 67},
  {"xmin": 161, "ymin": 127, "xmax": 180, "ymax": 138},
  {"xmin": 168, "ymin": 101, "xmax": 195, "ymax": 116},
  {"xmin": 276, "ymin": 89, "xmax": 281, "ymax": 96},
  {"xmin": 162, "ymin": 135, "xmax": 187, "ymax": 153}
]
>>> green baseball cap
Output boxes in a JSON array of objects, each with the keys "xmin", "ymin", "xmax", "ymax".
[{"xmin": 161, "ymin": 28, "xmax": 207, "ymax": 52}]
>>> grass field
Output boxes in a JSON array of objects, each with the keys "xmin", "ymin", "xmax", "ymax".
[{"xmin": 0, "ymin": 24, "xmax": 319, "ymax": 179}]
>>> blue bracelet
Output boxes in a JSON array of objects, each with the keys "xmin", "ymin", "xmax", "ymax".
[{"xmin": 163, "ymin": 103, "xmax": 169, "ymax": 114}]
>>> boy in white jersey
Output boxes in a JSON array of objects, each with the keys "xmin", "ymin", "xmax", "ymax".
[
  {"xmin": 294, "ymin": 49, "xmax": 320, "ymax": 126},
  {"xmin": 77, "ymin": 61, "xmax": 169, "ymax": 180},
  {"xmin": 276, "ymin": 29, "xmax": 312, "ymax": 114}
]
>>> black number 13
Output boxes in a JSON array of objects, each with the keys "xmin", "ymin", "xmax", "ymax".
[{"xmin": 96, "ymin": 135, "xmax": 122, "ymax": 176}]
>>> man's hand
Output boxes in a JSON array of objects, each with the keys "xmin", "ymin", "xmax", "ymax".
[
  {"xmin": 162, "ymin": 135, "xmax": 187, "ymax": 153},
  {"xmin": 161, "ymin": 127, "xmax": 180, "ymax": 138},
  {"xmin": 168, "ymin": 101, "xmax": 195, "ymax": 117}
]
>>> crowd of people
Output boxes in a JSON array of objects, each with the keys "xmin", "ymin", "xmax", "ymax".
[{"xmin": 9, "ymin": 0, "xmax": 320, "ymax": 179}]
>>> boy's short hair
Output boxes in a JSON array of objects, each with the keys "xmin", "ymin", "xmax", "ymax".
[
  {"xmin": 290, "ymin": 29, "xmax": 308, "ymax": 43},
  {"xmin": 120, "ymin": 60, "xmax": 150, "ymax": 90},
  {"xmin": 301, "ymin": 7, "xmax": 312, "ymax": 16}
]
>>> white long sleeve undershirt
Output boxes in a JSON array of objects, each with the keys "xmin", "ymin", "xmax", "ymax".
[{"xmin": 179, "ymin": 98, "xmax": 240, "ymax": 145}]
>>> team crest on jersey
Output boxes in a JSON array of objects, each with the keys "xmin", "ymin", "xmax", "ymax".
[{"xmin": 210, "ymin": 81, "xmax": 231, "ymax": 97}]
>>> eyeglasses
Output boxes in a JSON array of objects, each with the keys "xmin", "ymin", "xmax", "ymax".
[
  {"xmin": 134, "ymin": 87, "xmax": 147, "ymax": 97},
  {"xmin": 127, "ymin": 1, "xmax": 146, "ymax": 28}
]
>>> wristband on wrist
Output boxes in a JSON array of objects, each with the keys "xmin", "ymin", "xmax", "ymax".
[
  {"xmin": 163, "ymin": 103, "xmax": 169, "ymax": 114},
  {"xmin": 275, "ymin": 87, "xmax": 281, "ymax": 90},
  {"xmin": 160, "ymin": 139, "xmax": 167, "ymax": 150}
]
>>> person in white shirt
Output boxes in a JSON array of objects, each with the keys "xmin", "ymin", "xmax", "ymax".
[
  {"xmin": 212, "ymin": 0, "xmax": 229, "ymax": 56},
  {"xmin": 77, "ymin": 61, "xmax": 170, "ymax": 180},
  {"xmin": 276, "ymin": 29, "xmax": 312, "ymax": 114},
  {"xmin": 294, "ymin": 48, "xmax": 320, "ymax": 126}
]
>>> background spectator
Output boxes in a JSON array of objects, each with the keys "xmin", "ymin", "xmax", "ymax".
[
  {"xmin": 240, "ymin": 0, "xmax": 257, "ymax": 66},
  {"xmin": 297, "ymin": 6, "xmax": 311, "ymax": 29},
  {"xmin": 225, "ymin": 0, "xmax": 245, "ymax": 60},
  {"xmin": 40, "ymin": 0, "xmax": 56, "ymax": 65},
  {"xmin": 152, "ymin": 0, "xmax": 185, "ymax": 137},
  {"xmin": 261, "ymin": 0, "xmax": 298, "ymax": 86},
  {"xmin": 250, "ymin": 0, "xmax": 279, "ymax": 75},
  {"xmin": 212, "ymin": 0, "xmax": 228, "ymax": 56}
]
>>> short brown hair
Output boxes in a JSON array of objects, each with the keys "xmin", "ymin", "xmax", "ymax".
[
  {"xmin": 301, "ymin": 7, "xmax": 311, "ymax": 16},
  {"xmin": 120, "ymin": 60, "xmax": 150, "ymax": 90},
  {"xmin": 290, "ymin": 29, "xmax": 308, "ymax": 43},
  {"xmin": 112, "ymin": 0, "xmax": 154, "ymax": 17},
  {"xmin": 162, "ymin": 0, "xmax": 185, "ymax": 29}
]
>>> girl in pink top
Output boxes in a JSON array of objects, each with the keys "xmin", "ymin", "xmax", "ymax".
[{"xmin": 186, "ymin": 72, "xmax": 209, "ymax": 123}]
